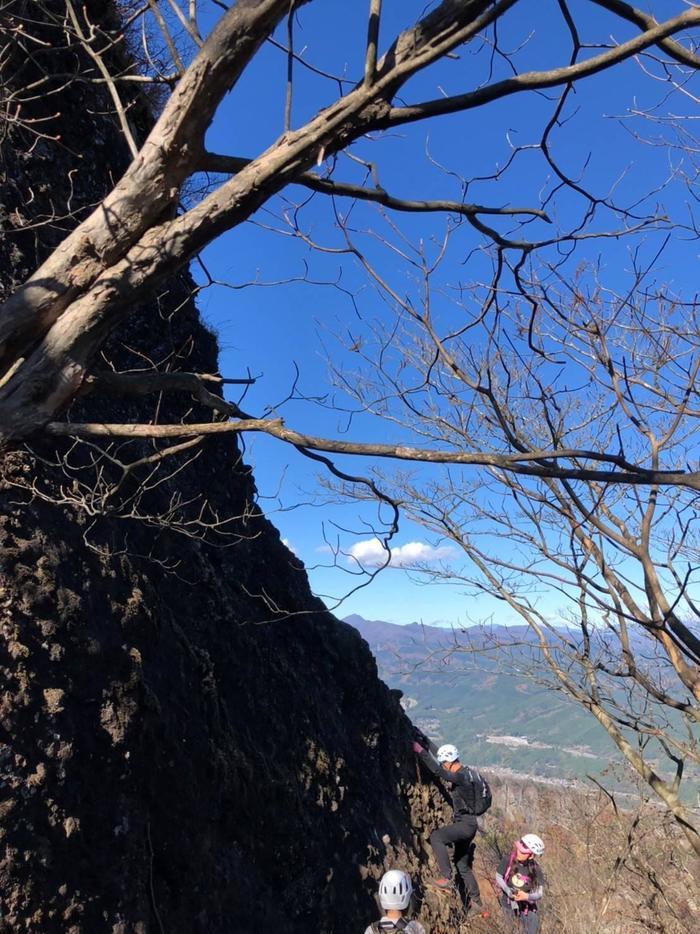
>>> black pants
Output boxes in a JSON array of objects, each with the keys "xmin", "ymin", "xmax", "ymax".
[
  {"xmin": 499, "ymin": 895, "xmax": 540, "ymax": 933},
  {"xmin": 429, "ymin": 815, "xmax": 480, "ymax": 901}
]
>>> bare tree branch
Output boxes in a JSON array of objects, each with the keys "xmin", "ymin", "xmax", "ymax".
[
  {"xmin": 591, "ymin": 0, "xmax": 700, "ymax": 69},
  {"xmin": 364, "ymin": 0, "xmax": 382, "ymax": 87},
  {"xmin": 43, "ymin": 417, "xmax": 700, "ymax": 490},
  {"xmin": 383, "ymin": 8, "xmax": 700, "ymax": 128},
  {"xmin": 199, "ymin": 151, "xmax": 551, "ymax": 220}
]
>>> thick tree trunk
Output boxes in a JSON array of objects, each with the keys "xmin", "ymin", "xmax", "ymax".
[{"xmin": 0, "ymin": 0, "xmax": 301, "ymax": 372}]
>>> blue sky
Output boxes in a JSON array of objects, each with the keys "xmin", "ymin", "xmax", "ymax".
[{"xmin": 190, "ymin": 1, "xmax": 698, "ymax": 625}]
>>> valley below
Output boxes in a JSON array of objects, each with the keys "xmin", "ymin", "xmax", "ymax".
[{"xmin": 346, "ymin": 614, "xmax": 700, "ymax": 799}]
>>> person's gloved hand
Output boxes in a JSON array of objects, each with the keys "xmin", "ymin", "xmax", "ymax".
[{"xmin": 412, "ymin": 741, "xmax": 424, "ymax": 754}]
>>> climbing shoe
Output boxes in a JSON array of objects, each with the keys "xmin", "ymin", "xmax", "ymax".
[{"xmin": 429, "ymin": 877, "xmax": 454, "ymax": 892}]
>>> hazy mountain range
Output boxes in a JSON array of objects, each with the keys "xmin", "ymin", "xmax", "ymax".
[{"xmin": 344, "ymin": 614, "xmax": 627, "ymax": 786}]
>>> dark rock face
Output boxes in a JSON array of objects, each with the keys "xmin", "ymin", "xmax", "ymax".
[
  {"xmin": 0, "ymin": 5, "xmax": 426, "ymax": 931},
  {"xmin": 0, "ymin": 508, "xmax": 418, "ymax": 932}
]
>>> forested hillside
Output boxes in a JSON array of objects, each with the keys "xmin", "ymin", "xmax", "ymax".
[{"xmin": 347, "ymin": 615, "xmax": 700, "ymax": 797}]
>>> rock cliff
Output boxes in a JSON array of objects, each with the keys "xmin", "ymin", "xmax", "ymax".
[
  {"xmin": 0, "ymin": 4, "xmax": 465, "ymax": 932},
  {"xmin": 6, "ymin": 7, "xmax": 698, "ymax": 934}
]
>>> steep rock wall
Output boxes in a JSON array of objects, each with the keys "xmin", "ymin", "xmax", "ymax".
[{"xmin": 0, "ymin": 5, "xmax": 468, "ymax": 933}]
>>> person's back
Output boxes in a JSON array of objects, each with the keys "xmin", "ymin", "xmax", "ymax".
[
  {"xmin": 363, "ymin": 918, "xmax": 426, "ymax": 933},
  {"xmin": 364, "ymin": 870, "xmax": 427, "ymax": 934}
]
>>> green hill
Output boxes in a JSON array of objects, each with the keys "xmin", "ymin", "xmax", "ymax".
[{"xmin": 344, "ymin": 614, "xmax": 679, "ymax": 792}]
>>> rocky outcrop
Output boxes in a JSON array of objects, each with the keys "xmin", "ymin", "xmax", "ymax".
[
  {"xmin": 0, "ymin": 5, "xmax": 465, "ymax": 932},
  {"xmin": 8, "ymin": 8, "xmax": 697, "ymax": 934},
  {"xmin": 0, "ymin": 503, "xmax": 421, "ymax": 931}
]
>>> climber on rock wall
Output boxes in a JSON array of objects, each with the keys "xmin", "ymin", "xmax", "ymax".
[
  {"xmin": 364, "ymin": 869, "xmax": 427, "ymax": 933},
  {"xmin": 495, "ymin": 833, "xmax": 545, "ymax": 933},
  {"xmin": 411, "ymin": 737, "xmax": 491, "ymax": 909}
]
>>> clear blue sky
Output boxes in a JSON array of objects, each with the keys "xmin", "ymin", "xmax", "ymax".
[{"xmin": 191, "ymin": 1, "xmax": 697, "ymax": 625}]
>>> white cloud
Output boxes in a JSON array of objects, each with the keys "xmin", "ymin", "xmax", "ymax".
[
  {"xmin": 347, "ymin": 537, "xmax": 453, "ymax": 568},
  {"xmin": 282, "ymin": 538, "xmax": 298, "ymax": 556}
]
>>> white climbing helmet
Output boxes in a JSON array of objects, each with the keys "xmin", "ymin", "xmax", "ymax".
[
  {"xmin": 519, "ymin": 833, "xmax": 545, "ymax": 857},
  {"xmin": 436, "ymin": 743, "xmax": 459, "ymax": 764},
  {"xmin": 378, "ymin": 869, "xmax": 413, "ymax": 910}
]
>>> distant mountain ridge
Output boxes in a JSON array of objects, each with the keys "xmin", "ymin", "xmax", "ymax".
[
  {"xmin": 346, "ymin": 613, "xmax": 699, "ymax": 800},
  {"xmin": 344, "ymin": 612, "xmax": 620, "ymax": 785},
  {"xmin": 346, "ymin": 613, "xmax": 534, "ymax": 651}
]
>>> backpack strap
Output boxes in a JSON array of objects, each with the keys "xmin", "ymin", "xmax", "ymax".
[{"xmin": 371, "ymin": 921, "xmax": 409, "ymax": 932}]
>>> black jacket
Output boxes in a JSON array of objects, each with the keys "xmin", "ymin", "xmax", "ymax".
[{"xmin": 417, "ymin": 749, "xmax": 477, "ymax": 817}]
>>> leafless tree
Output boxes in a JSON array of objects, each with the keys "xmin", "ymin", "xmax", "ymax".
[
  {"xmin": 481, "ymin": 783, "xmax": 698, "ymax": 931},
  {"xmin": 324, "ymin": 228, "xmax": 700, "ymax": 852},
  {"xmin": 0, "ymin": 1, "xmax": 699, "ymax": 490},
  {"xmin": 2, "ymin": 0, "xmax": 700, "ymax": 845}
]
